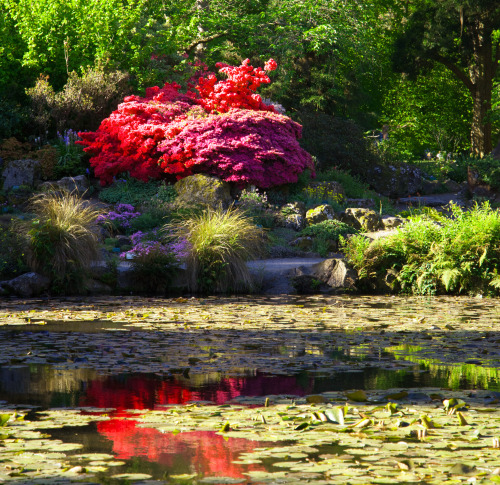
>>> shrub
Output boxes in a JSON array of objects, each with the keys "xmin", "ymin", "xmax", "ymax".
[
  {"xmin": 343, "ymin": 203, "xmax": 500, "ymax": 295},
  {"xmin": 25, "ymin": 68, "xmax": 131, "ymax": 137},
  {"xmin": 79, "ymin": 59, "xmax": 314, "ymax": 189},
  {"xmin": 99, "ymin": 179, "xmax": 168, "ymax": 206},
  {"xmin": 25, "ymin": 191, "xmax": 101, "ymax": 292},
  {"xmin": 167, "ymin": 206, "xmax": 263, "ymax": 293},
  {"xmin": 0, "ymin": 221, "xmax": 29, "ymax": 279},
  {"xmin": 52, "ymin": 129, "xmax": 88, "ymax": 178},
  {"xmin": 96, "ymin": 204, "xmax": 141, "ymax": 234},
  {"xmin": 301, "ymin": 220, "xmax": 358, "ymax": 256},
  {"xmin": 158, "ymin": 109, "xmax": 314, "ymax": 187}
]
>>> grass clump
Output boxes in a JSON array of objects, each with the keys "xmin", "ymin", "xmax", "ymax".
[
  {"xmin": 343, "ymin": 202, "xmax": 500, "ymax": 295},
  {"xmin": 0, "ymin": 221, "xmax": 29, "ymax": 279},
  {"xmin": 167, "ymin": 205, "xmax": 263, "ymax": 293},
  {"xmin": 26, "ymin": 190, "xmax": 101, "ymax": 292}
]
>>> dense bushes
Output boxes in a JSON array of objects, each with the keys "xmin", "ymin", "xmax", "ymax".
[
  {"xmin": 343, "ymin": 203, "xmax": 500, "ymax": 296},
  {"xmin": 79, "ymin": 59, "xmax": 314, "ymax": 189}
]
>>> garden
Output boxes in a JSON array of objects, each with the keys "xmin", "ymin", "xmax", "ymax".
[{"xmin": 1, "ymin": 0, "xmax": 500, "ymax": 483}]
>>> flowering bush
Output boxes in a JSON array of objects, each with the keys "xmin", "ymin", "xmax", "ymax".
[
  {"xmin": 79, "ymin": 58, "xmax": 314, "ymax": 189},
  {"xmin": 120, "ymin": 230, "xmax": 190, "ymax": 261},
  {"xmin": 97, "ymin": 204, "xmax": 141, "ymax": 231},
  {"xmin": 158, "ymin": 109, "xmax": 314, "ymax": 187}
]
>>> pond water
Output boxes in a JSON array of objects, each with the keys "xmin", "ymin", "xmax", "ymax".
[{"xmin": 1, "ymin": 294, "xmax": 500, "ymax": 484}]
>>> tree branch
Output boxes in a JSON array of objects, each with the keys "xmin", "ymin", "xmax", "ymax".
[
  {"xmin": 433, "ymin": 53, "xmax": 474, "ymax": 94},
  {"xmin": 183, "ymin": 32, "xmax": 228, "ymax": 55}
]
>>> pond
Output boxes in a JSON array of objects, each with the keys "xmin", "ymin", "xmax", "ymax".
[{"xmin": 1, "ymin": 294, "xmax": 500, "ymax": 484}]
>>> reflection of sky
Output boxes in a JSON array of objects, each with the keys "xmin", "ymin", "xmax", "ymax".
[{"xmin": 98, "ymin": 419, "xmax": 265, "ymax": 478}]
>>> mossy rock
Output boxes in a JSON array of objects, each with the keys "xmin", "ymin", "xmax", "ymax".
[
  {"xmin": 305, "ymin": 204, "xmax": 335, "ymax": 225},
  {"xmin": 339, "ymin": 208, "xmax": 383, "ymax": 232},
  {"xmin": 173, "ymin": 174, "xmax": 233, "ymax": 210}
]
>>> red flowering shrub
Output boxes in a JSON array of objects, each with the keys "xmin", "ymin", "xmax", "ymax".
[
  {"xmin": 79, "ymin": 59, "xmax": 315, "ymax": 188},
  {"xmin": 159, "ymin": 109, "xmax": 314, "ymax": 187},
  {"xmin": 78, "ymin": 83, "xmax": 198, "ymax": 185}
]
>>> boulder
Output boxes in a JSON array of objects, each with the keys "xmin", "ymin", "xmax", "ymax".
[
  {"xmin": 291, "ymin": 258, "xmax": 358, "ymax": 294},
  {"xmin": 367, "ymin": 163, "xmax": 423, "ymax": 198},
  {"xmin": 381, "ymin": 215, "xmax": 404, "ymax": 230},
  {"xmin": 86, "ymin": 279, "xmax": 113, "ymax": 295},
  {"xmin": 4, "ymin": 272, "xmax": 50, "ymax": 297},
  {"xmin": 277, "ymin": 202, "xmax": 306, "ymax": 231},
  {"xmin": 39, "ymin": 175, "xmax": 89, "ymax": 194},
  {"xmin": 290, "ymin": 236, "xmax": 314, "ymax": 251},
  {"xmin": 1, "ymin": 159, "xmax": 40, "ymax": 190},
  {"xmin": 305, "ymin": 204, "xmax": 335, "ymax": 225},
  {"xmin": 339, "ymin": 208, "xmax": 383, "ymax": 232},
  {"xmin": 173, "ymin": 174, "xmax": 233, "ymax": 210}
]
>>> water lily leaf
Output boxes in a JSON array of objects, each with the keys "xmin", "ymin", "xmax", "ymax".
[
  {"xmin": 0, "ymin": 414, "xmax": 11, "ymax": 427},
  {"xmin": 324, "ymin": 407, "xmax": 345, "ymax": 425},
  {"xmin": 443, "ymin": 398, "xmax": 466, "ymax": 414},
  {"xmin": 294, "ymin": 422, "xmax": 309, "ymax": 431},
  {"xmin": 112, "ymin": 473, "xmax": 153, "ymax": 479},
  {"xmin": 220, "ymin": 422, "xmax": 231, "ymax": 432},
  {"xmin": 457, "ymin": 411, "xmax": 468, "ymax": 425},
  {"xmin": 384, "ymin": 391, "xmax": 408, "ymax": 401},
  {"xmin": 419, "ymin": 414, "xmax": 438, "ymax": 429},
  {"xmin": 200, "ymin": 477, "xmax": 245, "ymax": 483},
  {"xmin": 449, "ymin": 463, "xmax": 477, "ymax": 476},
  {"xmin": 306, "ymin": 395, "xmax": 325, "ymax": 404},
  {"xmin": 345, "ymin": 390, "xmax": 367, "ymax": 402},
  {"xmin": 386, "ymin": 402, "xmax": 398, "ymax": 415},
  {"xmin": 350, "ymin": 418, "xmax": 372, "ymax": 428}
]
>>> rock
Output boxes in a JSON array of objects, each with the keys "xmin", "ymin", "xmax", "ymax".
[
  {"xmin": 291, "ymin": 258, "xmax": 358, "ymax": 294},
  {"xmin": 86, "ymin": 279, "xmax": 113, "ymax": 295},
  {"xmin": 381, "ymin": 215, "xmax": 404, "ymax": 230},
  {"xmin": 339, "ymin": 208, "xmax": 383, "ymax": 232},
  {"xmin": 303, "ymin": 181, "xmax": 345, "ymax": 203},
  {"xmin": 38, "ymin": 175, "xmax": 89, "ymax": 194},
  {"xmin": 173, "ymin": 174, "xmax": 233, "ymax": 210},
  {"xmin": 116, "ymin": 263, "xmax": 134, "ymax": 290},
  {"xmin": 305, "ymin": 204, "xmax": 335, "ymax": 225},
  {"xmin": 116, "ymin": 235, "xmax": 132, "ymax": 248},
  {"xmin": 346, "ymin": 198, "xmax": 375, "ymax": 208},
  {"xmin": 290, "ymin": 236, "xmax": 314, "ymax": 251},
  {"xmin": 367, "ymin": 163, "xmax": 423, "ymax": 198},
  {"xmin": 443, "ymin": 179, "xmax": 462, "ymax": 192},
  {"xmin": 467, "ymin": 166, "xmax": 496, "ymax": 198},
  {"xmin": 277, "ymin": 202, "xmax": 306, "ymax": 231},
  {"xmin": 0, "ymin": 282, "xmax": 9, "ymax": 296},
  {"xmin": 1, "ymin": 159, "xmax": 40, "ymax": 190},
  {"xmin": 4, "ymin": 272, "xmax": 50, "ymax": 297},
  {"xmin": 420, "ymin": 179, "xmax": 442, "ymax": 195}
]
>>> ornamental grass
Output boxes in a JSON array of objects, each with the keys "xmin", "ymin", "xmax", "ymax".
[
  {"xmin": 167, "ymin": 205, "xmax": 263, "ymax": 293},
  {"xmin": 26, "ymin": 190, "xmax": 102, "ymax": 291}
]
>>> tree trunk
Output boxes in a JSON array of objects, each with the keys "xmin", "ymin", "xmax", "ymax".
[{"xmin": 469, "ymin": 16, "xmax": 493, "ymax": 156}]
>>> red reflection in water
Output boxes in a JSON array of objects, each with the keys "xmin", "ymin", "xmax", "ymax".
[
  {"xmin": 97, "ymin": 418, "xmax": 266, "ymax": 478},
  {"xmin": 80, "ymin": 374, "xmax": 311, "ymax": 410}
]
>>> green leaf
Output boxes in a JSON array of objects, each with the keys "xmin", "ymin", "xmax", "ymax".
[
  {"xmin": 345, "ymin": 390, "xmax": 367, "ymax": 402},
  {"xmin": 0, "ymin": 414, "xmax": 11, "ymax": 427}
]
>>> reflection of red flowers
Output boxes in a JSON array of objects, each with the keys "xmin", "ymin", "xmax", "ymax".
[
  {"xmin": 80, "ymin": 374, "xmax": 312, "ymax": 410},
  {"xmin": 97, "ymin": 419, "xmax": 265, "ymax": 478}
]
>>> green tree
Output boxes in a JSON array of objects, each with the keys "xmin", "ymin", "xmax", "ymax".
[{"xmin": 392, "ymin": 0, "xmax": 500, "ymax": 155}]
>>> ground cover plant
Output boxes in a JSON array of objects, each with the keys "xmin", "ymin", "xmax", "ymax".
[
  {"xmin": 343, "ymin": 202, "xmax": 500, "ymax": 295},
  {"xmin": 300, "ymin": 219, "xmax": 358, "ymax": 256},
  {"xmin": 78, "ymin": 59, "xmax": 314, "ymax": 188}
]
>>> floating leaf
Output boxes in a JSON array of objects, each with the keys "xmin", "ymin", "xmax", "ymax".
[
  {"xmin": 306, "ymin": 395, "xmax": 325, "ymax": 404},
  {"xmin": 345, "ymin": 390, "xmax": 367, "ymax": 402},
  {"xmin": 294, "ymin": 422, "xmax": 309, "ymax": 431},
  {"xmin": 457, "ymin": 411, "xmax": 468, "ymax": 425},
  {"xmin": 324, "ymin": 407, "xmax": 345, "ymax": 425},
  {"xmin": 384, "ymin": 391, "xmax": 408, "ymax": 401},
  {"xmin": 0, "ymin": 414, "xmax": 11, "ymax": 427}
]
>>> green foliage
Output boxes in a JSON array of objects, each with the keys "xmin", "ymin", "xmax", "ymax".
[
  {"xmin": 294, "ymin": 111, "xmax": 380, "ymax": 175},
  {"xmin": 301, "ymin": 219, "xmax": 357, "ymax": 256},
  {"xmin": 0, "ymin": 220, "xmax": 28, "ymax": 279},
  {"xmin": 129, "ymin": 207, "xmax": 169, "ymax": 233},
  {"xmin": 99, "ymin": 179, "xmax": 176, "ymax": 207},
  {"xmin": 381, "ymin": 65, "xmax": 472, "ymax": 157},
  {"xmin": 129, "ymin": 248, "xmax": 179, "ymax": 294},
  {"xmin": 343, "ymin": 203, "xmax": 500, "ymax": 295},
  {"xmin": 25, "ymin": 190, "xmax": 101, "ymax": 292},
  {"xmin": 25, "ymin": 68, "xmax": 130, "ymax": 137},
  {"xmin": 1, "ymin": 0, "xmax": 175, "ymax": 94},
  {"xmin": 167, "ymin": 206, "xmax": 263, "ymax": 293}
]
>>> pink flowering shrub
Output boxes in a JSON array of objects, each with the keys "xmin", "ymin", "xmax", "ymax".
[
  {"xmin": 158, "ymin": 109, "xmax": 314, "ymax": 187},
  {"xmin": 79, "ymin": 59, "xmax": 314, "ymax": 188}
]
